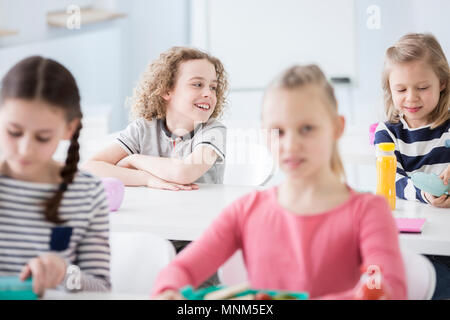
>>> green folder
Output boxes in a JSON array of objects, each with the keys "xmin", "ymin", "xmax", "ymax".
[
  {"xmin": 180, "ymin": 285, "xmax": 308, "ymax": 300},
  {"xmin": 0, "ymin": 277, "xmax": 38, "ymax": 300}
]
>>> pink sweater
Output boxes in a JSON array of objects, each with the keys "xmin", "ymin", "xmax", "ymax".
[{"xmin": 152, "ymin": 187, "xmax": 407, "ymax": 299}]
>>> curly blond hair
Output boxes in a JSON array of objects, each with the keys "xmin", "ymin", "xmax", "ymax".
[
  {"xmin": 382, "ymin": 33, "xmax": 450, "ymax": 129},
  {"xmin": 128, "ymin": 47, "xmax": 229, "ymax": 121}
]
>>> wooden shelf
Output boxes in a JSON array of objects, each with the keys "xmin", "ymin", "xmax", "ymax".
[
  {"xmin": 47, "ymin": 7, "xmax": 125, "ymax": 28},
  {"xmin": 0, "ymin": 29, "xmax": 19, "ymax": 37}
]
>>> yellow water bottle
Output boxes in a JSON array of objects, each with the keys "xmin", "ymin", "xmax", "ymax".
[{"xmin": 376, "ymin": 142, "xmax": 397, "ymax": 210}]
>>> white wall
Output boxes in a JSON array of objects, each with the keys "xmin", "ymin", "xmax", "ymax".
[
  {"xmin": 0, "ymin": 0, "xmax": 190, "ymax": 133},
  {"xmin": 206, "ymin": 0, "xmax": 356, "ymax": 89},
  {"xmin": 411, "ymin": 0, "xmax": 450, "ymax": 54},
  {"xmin": 190, "ymin": 0, "xmax": 450, "ymax": 189},
  {"xmin": 115, "ymin": 0, "xmax": 189, "ymax": 130},
  {"xmin": 0, "ymin": 0, "xmax": 93, "ymax": 43},
  {"xmin": 191, "ymin": 0, "xmax": 450, "ymax": 129}
]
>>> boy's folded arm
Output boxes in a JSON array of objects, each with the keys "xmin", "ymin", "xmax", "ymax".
[
  {"xmin": 81, "ymin": 143, "xmax": 151, "ymax": 186},
  {"xmin": 123, "ymin": 145, "xmax": 219, "ymax": 184}
]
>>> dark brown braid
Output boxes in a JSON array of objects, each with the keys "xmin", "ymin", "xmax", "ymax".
[
  {"xmin": 0, "ymin": 56, "xmax": 83, "ymax": 224},
  {"xmin": 44, "ymin": 123, "xmax": 82, "ymax": 224}
]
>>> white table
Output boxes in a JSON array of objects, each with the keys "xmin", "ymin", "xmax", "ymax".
[
  {"xmin": 110, "ymin": 184, "xmax": 260, "ymax": 241},
  {"xmin": 43, "ymin": 290, "xmax": 148, "ymax": 300},
  {"xmin": 394, "ymin": 199, "xmax": 450, "ymax": 256},
  {"xmin": 111, "ymin": 185, "xmax": 450, "ymax": 255}
]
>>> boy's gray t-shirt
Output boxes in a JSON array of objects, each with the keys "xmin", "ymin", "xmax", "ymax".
[{"xmin": 115, "ymin": 118, "xmax": 226, "ymax": 184}]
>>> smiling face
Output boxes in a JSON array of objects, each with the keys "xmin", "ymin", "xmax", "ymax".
[
  {"xmin": 262, "ymin": 86, "xmax": 342, "ymax": 180},
  {"xmin": 389, "ymin": 59, "xmax": 445, "ymax": 128},
  {"xmin": 0, "ymin": 98, "xmax": 77, "ymax": 180},
  {"xmin": 164, "ymin": 59, "xmax": 218, "ymax": 131}
]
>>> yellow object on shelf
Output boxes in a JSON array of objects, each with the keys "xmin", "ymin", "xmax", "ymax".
[
  {"xmin": 47, "ymin": 7, "xmax": 126, "ymax": 28},
  {"xmin": 0, "ymin": 29, "xmax": 19, "ymax": 37}
]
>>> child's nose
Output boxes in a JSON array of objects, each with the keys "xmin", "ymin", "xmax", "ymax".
[
  {"xmin": 406, "ymin": 89, "xmax": 419, "ymax": 102},
  {"xmin": 202, "ymin": 87, "xmax": 214, "ymax": 97},
  {"xmin": 282, "ymin": 133, "xmax": 301, "ymax": 152},
  {"xmin": 18, "ymin": 137, "xmax": 35, "ymax": 156}
]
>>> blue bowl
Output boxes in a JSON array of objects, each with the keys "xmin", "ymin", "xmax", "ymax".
[{"xmin": 411, "ymin": 172, "xmax": 449, "ymax": 197}]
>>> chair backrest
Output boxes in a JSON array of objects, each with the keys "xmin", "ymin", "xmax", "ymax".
[
  {"xmin": 369, "ymin": 123, "xmax": 378, "ymax": 145},
  {"xmin": 110, "ymin": 232, "xmax": 176, "ymax": 294},
  {"xmin": 219, "ymin": 247, "xmax": 437, "ymax": 300},
  {"xmin": 218, "ymin": 250, "xmax": 248, "ymax": 286},
  {"xmin": 54, "ymin": 132, "xmax": 116, "ymax": 163},
  {"xmin": 401, "ymin": 248, "xmax": 436, "ymax": 300},
  {"xmin": 223, "ymin": 140, "xmax": 275, "ymax": 186}
]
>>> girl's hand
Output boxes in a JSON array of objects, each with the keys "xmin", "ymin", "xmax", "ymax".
[
  {"xmin": 146, "ymin": 174, "xmax": 199, "ymax": 191},
  {"xmin": 154, "ymin": 289, "xmax": 184, "ymax": 300},
  {"xmin": 440, "ymin": 165, "xmax": 450, "ymax": 186},
  {"xmin": 424, "ymin": 192, "xmax": 450, "ymax": 208},
  {"xmin": 19, "ymin": 253, "xmax": 67, "ymax": 296}
]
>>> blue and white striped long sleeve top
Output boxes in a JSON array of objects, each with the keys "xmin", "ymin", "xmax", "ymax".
[
  {"xmin": 0, "ymin": 171, "xmax": 111, "ymax": 291},
  {"xmin": 374, "ymin": 116, "xmax": 450, "ymax": 203}
]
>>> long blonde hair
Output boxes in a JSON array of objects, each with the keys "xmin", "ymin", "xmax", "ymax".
[
  {"xmin": 129, "ymin": 46, "xmax": 229, "ymax": 121},
  {"xmin": 266, "ymin": 64, "xmax": 346, "ymax": 180},
  {"xmin": 382, "ymin": 33, "xmax": 450, "ymax": 129}
]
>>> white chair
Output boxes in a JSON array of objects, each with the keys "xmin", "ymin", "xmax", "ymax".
[
  {"xmin": 110, "ymin": 231, "xmax": 176, "ymax": 294},
  {"xmin": 218, "ymin": 250, "xmax": 248, "ymax": 286},
  {"xmin": 54, "ymin": 132, "xmax": 116, "ymax": 163},
  {"xmin": 223, "ymin": 140, "xmax": 276, "ymax": 186},
  {"xmin": 401, "ymin": 248, "xmax": 436, "ymax": 300},
  {"xmin": 219, "ymin": 248, "xmax": 437, "ymax": 300}
]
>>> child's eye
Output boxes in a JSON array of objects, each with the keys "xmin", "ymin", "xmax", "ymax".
[
  {"xmin": 210, "ymin": 86, "xmax": 217, "ymax": 91},
  {"xmin": 396, "ymin": 89, "xmax": 406, "ymax": 93},
  {"xmin": 36, "ymin": 136, "xmax": 51, "ymax": 143},
  {"xmin": 299, "ymin": 125, "xmax": 314, "ymax": 134},
  {"xmin": 192, "ymin": 83, "xmax": 202, "ymax": 88},
  {"xmin": 418, "ymin": 87, "xmax": 429, "ymax": 90},
  {"xmin": 7, "ymin": 130, "xmax": 22, "ymax": 138}
]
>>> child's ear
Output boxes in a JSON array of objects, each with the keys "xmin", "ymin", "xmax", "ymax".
[
  {"xmin": 63, "ymin": 118, "xmax": 80, "ymax": 141},
  {"xmin": 335, "ymin": 115, "xmax": 346, "ymax": 140},
  {"xmin": 440, "ymin": 81, "xmax": 446, "ymax": 92},
  {"xmin": 162, "ymin": 91, "xmax": 172, "ymax": 101}
]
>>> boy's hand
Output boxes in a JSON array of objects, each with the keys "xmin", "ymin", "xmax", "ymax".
[
  {"xmin": 154, "ymin": 289, "xmax": 184, "ymax": 300},
  {"xmin": 424, "ymin": 192, "xmax": 450, "ymax": 208},
  {"xmin": 146, "ymin": 173, "xmax": 199, "ymax": 191},
  {"xmin": 19, "ymin": 253, "xmax": 67, "ymax": 296}
]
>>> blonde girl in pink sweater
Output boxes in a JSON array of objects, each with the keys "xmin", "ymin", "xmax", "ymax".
[{"xmin": 152, "ymin": 65, "xmax": 407, "ymax": 300}]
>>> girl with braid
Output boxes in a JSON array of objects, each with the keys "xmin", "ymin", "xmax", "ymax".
[{"xmin": 0, "ymin": 56, "xmax": 111, "ymax": 296}]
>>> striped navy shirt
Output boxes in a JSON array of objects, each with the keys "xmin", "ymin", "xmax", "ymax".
[
  {"xmin": 0, "ymin": 171, "xmax": 111, "ymax": 292},
  {"xmin": 374, "ymin": 116, "xmax": 450, "ymax": 203}
]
